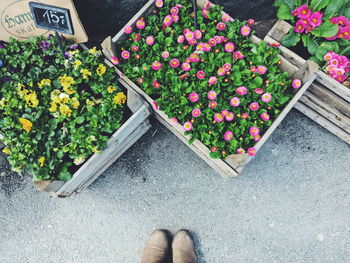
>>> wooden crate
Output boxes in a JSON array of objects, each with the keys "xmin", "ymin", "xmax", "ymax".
[
  {"xmin": 265, "ymin": 20, "xmax": 350, "ymax": 144},
  {"xmin": 1, "ymin": 81, "xmax": 151, "ymax": 197},
  {"xmin": 101, "ymin": 0, "xmax": 317, "ymax": 177}
]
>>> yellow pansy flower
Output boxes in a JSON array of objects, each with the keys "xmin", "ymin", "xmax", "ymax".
[
  {"xmin": 38, "ymin": 79, "xmax": 51, "ymax": 88},
  {"xmin": 19, "ymin": 118, "xmax": 33, "ymax": 132},
  {"xmin": 60, "ymin": 105, "xmax": 72, "ymax": 117},
  {"xmin": 107, "ymin": 86, "xmax": 116, "ymax": 93},
  {"xmin": 25, "ymin": 92, "xmax": 39, "ymax": 107},
  {"xmin": 86, "ymin": 99, "xmax": 96, "ymax": 106},
  {"xmin": 80, "ymin": 69, "xmax": 92, "ymax": 79},
  {"xmin": 38, "ymin": 156, "xmax": 45, "ymax": 167},
  {"xmin": 49, "ymin": 102, "xmax": 57, "ymax": 112},
  {"xmin": 89, "ymin": 47, "xmax": 98, "ymax": 54},
  {"xmin": 2, "ymin": 148, "xmax": 11, "ymax": 155},
  {"xmin": 113, "ymin": 92, "xmax": 127, "ymax": 105},
  {"xmin": 59, "ymin": 93, "xmax": 70, "ymax": 104},
  {"xmin": 74, "ymin": 60, "xmax": 82, "ymax": 69},
  {"xmin": 71, "ymin": 97, "xmax": 80, "ymax": 109},
  {"xmin": 59, "ymin": 75, "xmax": 75, "ymax": 89},
  {"xmin": 96, "ymin": 64, "xmax": 106, "ymax": 76},
  {"xmin": 0, "ymin": 98, "xmax": 9, "ymax": 107}
]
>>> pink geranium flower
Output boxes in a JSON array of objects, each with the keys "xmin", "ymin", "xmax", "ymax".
[
  {"xmin": 217, "ymin": 22, "xmax": 226, "ymax": 31},
  {"xmin": 240, "ymin": 25, "xmax": 251, "ymax": 36},
  {"xmin": 249, "ymin": 102, "xmax": 259, "ymax": 111},
  {"xmin": 295, "ymin": 20, "xmax": 306, "ymax": 33},
  {"xmin": 124, "ymin": 25, "xmax": 132, "ymax": 34},
  {"xmin": 224, "ymin": 42, "xmax": 235, "ymax": 52},
  {"xmin": 248, "ymin": 147, "xmax": 257, "ymax": 156},
  {"xmin": 249, "ymin": 126, "xmax": 260, "ymax": 136},
  {"xmin": 297, "ymin": 4, "xmax": 311, "ymax": 19},
  {"xmin": 189, "ymin": 92, "xmax": 199, "ymax": 102},
  {"xmin": 146, "ymin": 36, "xmax": 155, "ymax": 45},
  {"xmin": 136, "ymin": 19, "xmax": 146, "ymax": 29},
  {"xmin": 183, "ymin": 121, "xmax": 193, "ymax": 131},
  {"xmin": 257, "ymin": 65, "xmax": 267, "ymax": 74},
  {"xmin": 261, "ymin": 113, "xmax": 270, "ymax": 121},
  {"xmin": 209, "ymin": 76, "xmax": 218, "ymax": 85},
  {"xmin": 181, "ymin": 62, "xmax": 191, "ymax": 71},
  {"xmin": 209, "ymin": 101, "xmax": 217, "ymax": 109},
  {"xmin": 121, "ymin": 50, "xmax": 130, "ymax": 59},
  {"xmin": 309, "ymin": 12, "xmax": 322, "ymax": 27},
  {"xmin": 224, "ymin": 131, "xmax": 234, "ymax": 141},
  {"xmin": 170, "ymin": 58, "xmax": 180, "ymax": 68},
  {"xmin": 236, "ymin": 86, "xmax": 247, "ymax": 96},
  {"xmin": 197, "ymin": 70, "xmax": 206, "ymax": 79},
  {"xmin": 261, "ymin": 93, "xmax": 272, "ymax": 103},
  {"xmin": 230, "ymin": 97, "xmax": 241, "ymax": 107},
  {"xmin": 292, "ymin": 79, "xmax": 302, "ymax": 89},
  {"xmin": 207, "ymin": 91, "xmax": 217, "ymax": 100},
  {"xmin": 192, "ymin": 108, "xmax": 201, "ymax": 117},
  {"xmin": 151, "ymin": 61, "xmax": 162, "ymax": 70},
  {"xmin": 214, "ymin": 113, "xmax": 224, "ymax": 123}
]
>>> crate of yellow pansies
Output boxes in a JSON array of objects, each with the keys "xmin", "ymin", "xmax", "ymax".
[
  {"xmin": 101, "ymin": 0, "xmax": 317, "ymax": 177},
  {"xmin": 0, "ymin": 37, "xmax": 151, "ymax": 197}
]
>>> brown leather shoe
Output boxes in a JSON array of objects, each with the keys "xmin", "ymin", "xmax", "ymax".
[
  {"xmin": 140, "ymin": 229, "xmax": 170, "ymax": 263},
  {"xmin": 172, "ymin": 230, "xmax": 197, "ymax": 263}
]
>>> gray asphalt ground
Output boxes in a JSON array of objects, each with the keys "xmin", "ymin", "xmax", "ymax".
[{"xmin": 1, "ymin": 109, "xmax": 350, "ymax": 263}]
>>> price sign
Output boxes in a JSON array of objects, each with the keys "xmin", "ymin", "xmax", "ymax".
[{"xmin": 29, "ymin": 2, "xmax": 74, "ymax": 35}]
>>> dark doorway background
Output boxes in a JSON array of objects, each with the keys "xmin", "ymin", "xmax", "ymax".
[{"xmin": 72, "ymin": 0, "xmax": 277, "ymax": 46}]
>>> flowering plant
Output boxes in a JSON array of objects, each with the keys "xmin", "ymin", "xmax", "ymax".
[
  {"xmin": 116, "ymin": 0, "xmax": 300, "ymax": 159},
  {"xmin": 274, "ymin": 0, "xmax": 350, "ymax": 84},
  {"xmin": 0, "ymin": 37, "xmax": 127, "ymax": 181}
]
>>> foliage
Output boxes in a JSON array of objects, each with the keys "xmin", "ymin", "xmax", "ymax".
[{"xmin": 0, "ymin": 37, "xmax": 127, "ymax": 181}]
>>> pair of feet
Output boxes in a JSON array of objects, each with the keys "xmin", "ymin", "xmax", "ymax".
[{"xmin": 140, "ymin": 229, "xmax": 197, "ymax": 263}]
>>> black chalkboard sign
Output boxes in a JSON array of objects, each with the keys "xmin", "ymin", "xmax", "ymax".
[{"xmin": 29, "ymin": 2, "xmax": 74, "ymax": 35}]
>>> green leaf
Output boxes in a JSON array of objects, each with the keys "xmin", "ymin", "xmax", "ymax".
[
  {"xmin": 301, "ymin": 35, "xmax": 318, "ymax": 55},
  {"xmin": 320, "ymin": 42, "xmax": 339, "ymax": 53},
  {"xmin": 165, "ymin": 37, "xmax": 172, "ymax": 47},
  {"xmin": 341, "ymin": 46, "xmax": 350, "ymax": 56},
  {"xmin": 282, "ymin": 30, "xmax": 301, "ymax": 47},
  {"xmin": 315, "ymin": 48, "xmax": 328, "ymax": 61},
  {"xmin": 209, "ymin": 151, "xmax": 221, "ymax": 159},
  {"xmin": 310, "ymin": 0, "xmax": 330, "ymax": 11},
  {"xmin": 310, "ymin": 21, "xmax": 338, "ymax": 38},
  {"xmin": 76, "ymin": 116, "xmax": 85, "ymax": 124},
  {"xmin": 324, "ymin": 0, "xmax": 345, "ymax": 19},
  {"xmin": 276, "ymin": 3, "xmax": 294, "ymax": 20},
  {"xmin": 59, "ymin": 171, "xmax": 72, "ymax": 181}
]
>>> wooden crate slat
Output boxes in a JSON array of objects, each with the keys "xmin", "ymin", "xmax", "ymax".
[
  {"xmin": 295, "ymin": 101, "xmax": 350, "ymax": 144},
  {"xmin": 266, "ymin": 20, "xmax": 293, "ymax": 42},
  {"xmin": 315, "ymin": 71, "xmax": 350, "ymax": 103},
  {"xmin": 52, "ymin": 104, "xmax": 151, "ymax": 197}
]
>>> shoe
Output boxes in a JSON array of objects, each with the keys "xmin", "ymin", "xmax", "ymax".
[
  {"xmin": 140, "ymin": 229, "xmax": 171, "ymax": 263},
  {"xmin": 172, "ymin": 230, "xmax": 197, "ymax": 263}
]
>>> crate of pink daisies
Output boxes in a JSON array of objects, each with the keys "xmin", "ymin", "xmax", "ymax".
[
  {"xmin": 268, "ymin": 1, "xmax": 350, "ymax": 144},
  {"xmin": 100, "ymin": 0, "xmax": 316, "ymax": 177}
]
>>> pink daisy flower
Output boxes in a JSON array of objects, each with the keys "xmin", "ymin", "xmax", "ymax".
[
  {"xmin": 211, "ymin": 146, "xmax": 218, "ymax": 152},
  {"xmin": 217, "ymin": 67, "xmax": 226, "ymax": 76},
  {"xmin": 162, "ymin": 51, "xmax": 170, "ymax": 59},
  {"xmin": 192, "ymin": 108, "xmax": 201, "ymax": 117},
  {"xmin": 188, "ymin": 39, "xmax": 197, "ymax": 45},
  {"xmin": 146, "ymin": 36, "xmax": 155, "ymax": 45},
  {"xmin": 240, "ymin": 25, "xmax": 251, "ymax": 36},
  {"xmin": 202, "ymin": 9, "xmax": 209, "ymax": 18},
  {"xmin": 254, "ymin": 135, "xmax": 261, "ymax": 142},
  {"xmin": 209, "ymin": 76, "xmax": 218, "ymax": 85},
  {"xmin": 247, "ymin": 19, "xmax": 255, "ymax": 25},
  {"xmin": 209, "ymin": 38, "xmax": 217, "ymax": 46},
  {"xmin": 124, "ymin": 25, "xmax": 132, "ymax": 34},
  {"xmin": 223, "ymin": 63, "xmax": 231, "ymax": 71},
  {"xmin": 178, "ymin": 35, "xmax": 185, "ymax": 43},
  {"xmin": 217, "ymin": 22, "xmax": 226, "ymax": 31},
  {"xmin": 136, "ymin": 19, "xmax": 146, "ymax": 29},
  {"xmin": 207, "ymin": 91, "xmax": 217, "ymax": 100},
  {"xmin": 209, "ymin": 101, "xmax": 217, "ymax": 109},
  {"xmin": 170, "ymin": 118, "xmax": 178, "ymax": 123},
  {"xmin": 151, "ymin": 61, "xmax": 162, "ymax": 70},
  {"xmin": 249, "ymin": 102, "xmax": 259, "ymax": 111},
  {"xmin": 292, "ymin": 79, "xmax": 302, "ymax": 89},
  {"xmin": 242, "ymin": 113, "xmax": 249, "ymax": 119},
  {"xmin": 226, "ymin": 112, "xmax": 234, "ymax": 121},
  {"xmin": 152, "ymin": 100, "xmax": 159, "ymax": 110},
  {"xmin": 196, "ymin": 70, "xmax": 206, "ymax": 79},
  {"xmin": 203, "ymin": 43, "xmax": 211, "ymax": 52},
  {"xmin": 134, "ymin": 33, "xmax": 141, "ymax": 42},
  {"xmin": 255, "ymin": 88, "xmax": 264, "ymax": 94},
  {"xmin": 194, "ymin": 30, "xmax": 202, "ymax": 39},
  {"xmin": 250, "ymin": 67, "xmax": 257, "ymax": 73},
  {"xmin": 233, "ymin": 51, "xmax": 244, "ymax": 59},
  {"xmin": 249, "ymin": 126, "xmax": 260, "ymax": 136},
  {"xmin": 248, "ymin": 147, "xmax": 257, "ymax": 156},
  {"xmin": 269, "ymin": 42, "xmax": 281, "ymax": 48},
  {"xmin": 170, "ymin": 6, "xmax": 179, "ymax": 15},
  {"xmin": 204, "ymin": 1, "xmax": 211, "ymax": 9},
  {"xmin": 137, "ymin": 78, "xmax": 143, "ymax": 84},
  {"xmin": 189, "ymin": 92, "xmax": 199, "ymax": 102},
  {"xmin": 181, "ymin": 62, "xmax": 191, "ymax": 71},
  {"xmin": 214, "ymin": 36, "xmax": 222, "ymax": 43},
  {"xmin": 257, "ymin": 65, "xmax": 267, "ymax": 74},
  {"xmin": 222, "ymin": 14, "xmax": 231, "ymax": 22},
  {"xmin": 163, "ymin": 15, "xmax": 173, "ymax": 27},
  {"xmin": 261, "ymin": 93, "xmax": 272, "ymax": 103},
  {"xmin": 261, "ymin": 112, "xmax": 270, "ymax": 121},
  {"xmin": 180, "ymin": 73, "xmax": 189, "ymax": 80},
  {"xmin": 224, "ymin": 131, "xmax": 234, "ymax": 141},
  {"xmin": 185, "ymin": 31, "xmax": 195, "ymax": 41},
  {"xmin": 214, "ymin": 113, "xmax": 224, "ymax": 123},
  {"xmin": 111, "ymin": 56, "xmax": 120, "ymax": 65},
  {"xmin": 236, "ymin": 86, "xmax": 247, "ymax": 96},
  {"xmin": 183, "ymin": 121, "xmax": 193, "ymax": 131},
  {"xmin": 132, "ymin": 46, "xmax": 139, "ymax": 52},
  {"xmin": 237, "ymin": 148, "xmax": 245, "ymax": 154},
  {"xmin": 221, "ymin": 110, "xmax": 229, "ymax": 117},
  {"xmin": 121, "ymin": 50, "xmax": 130, "ymax": 59},
  {"xmin": 230, "ymin": 97, "xmax": 241, "ymax": 107},
  {"xmin": 155, "ymin": 0, "xmax": 163, "ymax": 8},
  {"xmin": 190, "ymin": 53, "xmax": 200, "ymax": 63},
  {"xmin": 152, "ymin": 80, "xmax": 161, "ymax": 89},
  {"xmin": 172, "ymin": 15, "xmax": 179, "ymax": 22},
  {"xmin": 170, "ymin": 58, "xmax": 180, "ymax": 68},
  {"xmin": 224, "ymin": 42, "xmax": 235, "ymax": 52}
]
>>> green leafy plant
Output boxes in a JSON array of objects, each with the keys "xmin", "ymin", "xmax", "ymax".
[
  {"xmin": 116, "ymin": 0, "xmax": 301, "ymax": 159},
  {"xmin": 0, "ymin": 37, "xmax": 127, "ymax": 181}
]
